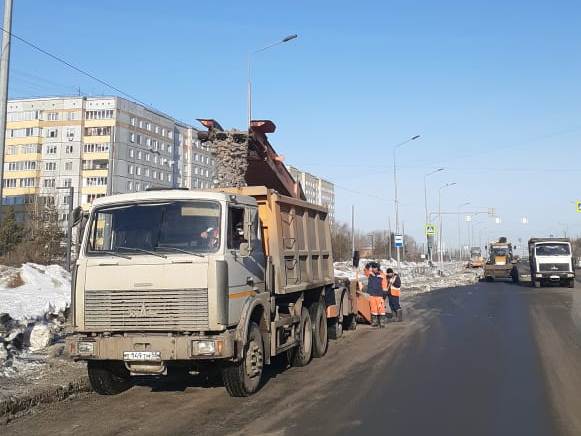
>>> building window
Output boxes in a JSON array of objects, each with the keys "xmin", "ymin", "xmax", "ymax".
[
  {"xmin": 152, "ymin": 170, "xmax": 157, "ymax": 179},
  {"xmin": 65, "ymin": 161, "xmax": 73, "ymax": 171},
  {"xmin": 3, "ymin": 179, "xmax": 16, "ymax": 188},
  {"xmin": 136, "ymin": 134, "xmax": 141, "ymax": 145},
  {"xmin": 136, "ymin": 167, "xmax": 142, "ymax": 176},
  {"xmin": 130, "ymin": 132, "xmax": 135, "ymax": 143},
  {"xmin": 145, "ymin": 153, "xmax": 150, "ymax": 162},
  {"xmin": 19, "ymin": 177, "xmax": 35, "ymax": 188},
  {"xmin": 83, "ymin": 143, "xmax": 110, "ymax": 153},
  {"xmin": 43, "ymin": 178, "xmax": 55, "ymax": 188},
  {"xmin": 85, "ymin": 109, "xmax": 113, "ymax": 120},
  {"xmin": 154, "ymin": 125, "xmax": 159, "ymax": 134},
  {"xmin": 47, "ymin": 112, "xmax": 59, "ymax": 121},
  {"xmin": 130, "ymin": 116, "xmax": 136, "ymax": 126},
  {"xmin": 137, "ymin": 150, "xmax": 142, "ymax": 160},
  {"xmin": 45, "ymin": 162, "xmax": 57, "ymax": 171},
  {"xmin": 127, "ymin": 181, "xmax": 133, "ymax": 191},
  {"xmin": 46, "ymin": 128, "xmax": 58, "ymax": 138},
  {"xmin": 65, "ymin": 145, "xmax": 74, "ymax": 154},
  {"xmin": 161, "ymin": 142, "xmax": 165, "ymax": 152},
  {"xmin": 66, "ymin": 128, "xmax": 75, "ymax": 139},
  {"xmin": 168, "ymin": 174, "xmax": 172, "ymax": 183},
  {"xmin": 145, "ymin": 168, "xmax": 150, "ymax": 177},
  {"xmin": 146, "ymin": 122, "xmax": 151, "ymax": 131},
  {"xmin": 139, "ymin": 120, "xmax": 144, "ymax": 129},
  {"xmin": 128, "ymin": 165, "xmax": 134, "ymax": 175},
  {"xmin": 82, "ymin": 176, "xmax": 107, "ymax": 186},
  {"xmin": 84, "ymin": 126, "xmax": 111, "ymax": 136},
  {"xmin": 129, "ymin": 148, "xmax": 134, "ymax": 158},
  {"xmin": 63, "ymin": 178, "xmax": 72, "ymax": 188},
  {"xmin": 146, "ymin": 137, "xmax": 151, "ymax": 147},
  {"xmin": 67, "ymin": 111, "xmax": 79, "ymax": 121},
  {"xmin": 63, "ymin": 195, "xmax": 71, "ymax": 205},
  {"xmin": 135, "ymin": 182, "xmax": 141, "ymax": 191},
  {"xmin": 160, "ymin": 172, "xmax": 164, "ymax": 181}
]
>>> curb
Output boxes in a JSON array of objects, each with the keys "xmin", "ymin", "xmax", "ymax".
[{"xmin": 0, "ymin": 376, "xmax": 90, "ymax": 421}]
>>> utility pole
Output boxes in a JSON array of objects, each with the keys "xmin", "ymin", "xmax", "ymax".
[
  {"xmin": 0, "ymin": 0, "xmax": 13, "ymax": 216},
  {"xmin": 351, "ymin": 205, "xmax": 355, "ymax": 257},
  {"xmin": 388, "ymin": 216, "xmax": 392, "ymax": 261},
  {"xmin": 402, "ymin": 221, "xmax": 406, "ymax": 261}
]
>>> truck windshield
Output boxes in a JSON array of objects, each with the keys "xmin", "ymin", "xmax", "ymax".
[
  {"xmin": 491, "ymin": 248, "xmax": 509, "ymax": 256},
  {"xmin": 536, "ymin": 244, "xmax": 570, "ymax": 256},
  {"xmin": 86, "ymin": 200, "xmax": 221, "ymax": 255}
]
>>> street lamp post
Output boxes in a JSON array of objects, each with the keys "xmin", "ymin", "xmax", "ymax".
[
  {"xmin": 393, "ymin": 135, "xmax": 421, "ymax": 268},
  {"xmin": 424, "ymin": 168, "xmax": 444, "ymax": 263},
  {"xmin": 247, "ymin": 34, "xmax": 298, "ymax": 128},
  {"xmin": 457, "ymin": 201, "xmax": 470, "ymax": 261},
  {"xmin": 438, "ymin": 182, "xmax": 456, "ymax": 268}
]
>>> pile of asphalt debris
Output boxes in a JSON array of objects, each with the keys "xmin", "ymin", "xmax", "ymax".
[{"xmin": 205, "ymin": 130, "xmax": 249, "ymax": 188}]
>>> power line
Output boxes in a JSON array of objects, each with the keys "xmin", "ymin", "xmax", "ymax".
[{"xmin": 0, "ymin": 25, "xmax": 150, "ymax": 107}]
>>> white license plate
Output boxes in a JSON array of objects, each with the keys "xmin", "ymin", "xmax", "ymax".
[
  {"xmin": 123, "ymin": 351, "xmax": 161, "ymax": 361},
  {"xmin": 550, "ymin": 275, "xmax": 560, "ymax": 280}
]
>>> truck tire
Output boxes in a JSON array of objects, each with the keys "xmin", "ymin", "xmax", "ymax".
[
  {"xmin": 328, "ymin": 316, "xmax": 343, "ymax": 340},
  {"xmin": 309, "ymin": 301, "xmax": 328, "ymax": 358},
  {"xmin": 344, "ymin": 314, "xmax": 357, "ymax": 331},
  {"xmin": 88, "ymin": 361, "xmax": 132, "ymax": 395},
  {"xmin": 569, "ymin": 279, "xmax": 575, "ymax": 288},
  {"xmin": 511, "ymin": 268, "xmax": 519, "ymax": 284},
  {"xmin": 289, "ymin": 307, "xmax": 313, "ymax": 367},
  {"xmin": 222, "ymin": 322, "xmax": 263, "ymax": 397}
]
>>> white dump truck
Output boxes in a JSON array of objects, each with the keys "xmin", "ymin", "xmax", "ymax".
[{"xmin": 528, "ymin": 238, "xmax": 575, "ymax": 288}]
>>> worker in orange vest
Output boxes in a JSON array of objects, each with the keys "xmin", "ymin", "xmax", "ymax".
[
  {"xmin": 386, "ymin": 268, "xmax": 403, "ymax": 321},
  {"xmin": 364, "ymin": 262, "xmax": 388, "ymax": 328}
]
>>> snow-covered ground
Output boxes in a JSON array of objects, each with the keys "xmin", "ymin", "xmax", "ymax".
[{"xmin": 0, "ymin": 263, "xmax": 70, "ymax": 321}]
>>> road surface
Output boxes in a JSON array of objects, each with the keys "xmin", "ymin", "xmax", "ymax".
[{"xmin": 4, "ymin": 279, "xmax": 581, "ymax": 436}]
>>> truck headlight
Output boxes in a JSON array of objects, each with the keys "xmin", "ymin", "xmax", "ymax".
[
  {"xmin": 536, "ymin": 273, "xmax": 543, "ymax": 278},
  {"xmin": 78, "ymin": 341, "xmax": 95, "ymax": 355},
  {"xmin": 192, "ymin": 340, "xmax": 223, "ymax": 356},
  {"xmin": 568, "ymin": 273, "xmax": 574, "ymax": 278}
]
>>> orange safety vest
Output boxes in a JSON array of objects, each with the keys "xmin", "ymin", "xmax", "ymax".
[{"xmin": 388, "ymin": 274, "xmax": 401, "ymax": 297}]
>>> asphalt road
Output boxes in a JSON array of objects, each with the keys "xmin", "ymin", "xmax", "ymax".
[{"xmin": 4, "ymin": 279, "xmax": 581, "ymax": 436}]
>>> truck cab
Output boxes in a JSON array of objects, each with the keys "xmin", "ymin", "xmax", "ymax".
[{"xmin": 528, "ymin": 238, "xmax": 575, "ymax": 288}]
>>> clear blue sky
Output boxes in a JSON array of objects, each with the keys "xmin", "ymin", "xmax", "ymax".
[{"xmin": 4, "ymin": 0, "xmax": 581, "ymax": 247}]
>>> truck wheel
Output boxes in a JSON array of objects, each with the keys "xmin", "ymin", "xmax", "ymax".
[
  {"xmin": 344, "ymin": 314, "xmax": 357, "ymax": 331},
  {"xmin": 569, "ymin": 279, "xmax": 575, "ymax": 288},
  {"xmin": 289, "ymin": 307, "xmax": 313, "ymax": 367},
  {"xmin": 511, "ymin": 268, "xmax": 519, "ymax": 284},
  {"xmin": 222, "ymin": 322, "xmax": 263, "ymax": 397},
  {"xmin": 309, "ymin": 301, "xmax": 328, "ymax": 358},
  {"xmin": 88, "ymin": 361, "xmax": 132, "ymax": 395},
  {"xmin": 328, "ymin": 316, "xmax": 343, "ymax": 340}
]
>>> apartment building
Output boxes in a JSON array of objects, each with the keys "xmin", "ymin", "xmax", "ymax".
[
  {"xmin": 288, "ymin": 165, "xmax": 335, "ymax": 221},
  {"xmin": 2, "ymin": 96, "xmax": 213, "ymax": 227}
]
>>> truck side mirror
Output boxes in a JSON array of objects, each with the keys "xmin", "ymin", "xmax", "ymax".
[
  {"xmin": 239, "ymin": 242, "xmax": 251, "ymax": 257},
  {"xmin": 352, "ymin": 250, "xmax": 360, "ymax": 268}
]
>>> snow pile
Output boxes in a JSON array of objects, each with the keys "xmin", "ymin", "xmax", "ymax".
[
  {"xmin": 0, "ymin": 263, "xmax": 71, "ymax": 377},
  {"xmin": 0, "ymin": 263, "xmax": 70, "ymax": 320},
  {"xmin": 334, "ymin": 259, "xmax": 481, "ymax": 296}
]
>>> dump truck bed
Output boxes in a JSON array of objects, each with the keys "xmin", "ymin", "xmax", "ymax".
[{"xmin": 220, "ymin": 186, "xmax": 334, "ymax": 294}]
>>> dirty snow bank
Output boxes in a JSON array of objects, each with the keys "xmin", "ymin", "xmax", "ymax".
[
  {"xmin": 334, "ymin": 259, "xmax": 481, "ymax": 296},
  {"xmin": 0, "ymin": 263, "xmax": 71, "ymax": 378}
]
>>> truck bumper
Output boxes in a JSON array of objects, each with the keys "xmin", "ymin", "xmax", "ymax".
[
  {"xmin": 533, "ymin": 272, "xmax": 574, "ymax": 281},
  {"xmin": 66, "ymin": 330, "xmax": 237, "ymax": 362}
]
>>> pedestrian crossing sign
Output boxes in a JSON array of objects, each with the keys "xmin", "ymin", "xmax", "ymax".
[
  {"xmin": 425, "ymin": 224, "xmax": 436, "ymax": 236},
  {"xmin": 577, "ymin": 201, "xmax": 581, "ymax": 213}
]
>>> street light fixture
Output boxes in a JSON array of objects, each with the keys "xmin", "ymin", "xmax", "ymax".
[
  {"xmin": 247, "ymin": 34, "xmax": 298, "ymax": 127},
  {"xmin": 393, "ymin": 134, "xmax": 421, "ymax": 268},
  {"xmin": 438, "ymin": 182, "xmax": 456, "ymax": 267}
]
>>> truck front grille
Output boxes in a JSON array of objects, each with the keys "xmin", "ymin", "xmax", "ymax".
[
  {"xmin": 539, "ymin": 263, "xmax": 569, "ymax": 272},
  {"xmin": 84, "ymin": 288, "xmax": 209, "ymax": 331}
]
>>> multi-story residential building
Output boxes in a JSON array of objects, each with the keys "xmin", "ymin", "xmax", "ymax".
[
  {"xmin": 2, "ymin": 96, "xmax": 213, "ymax": 229},
  {"xmin": 288, "ymin": 165, "xmax": 335, "ymax": 221}
]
